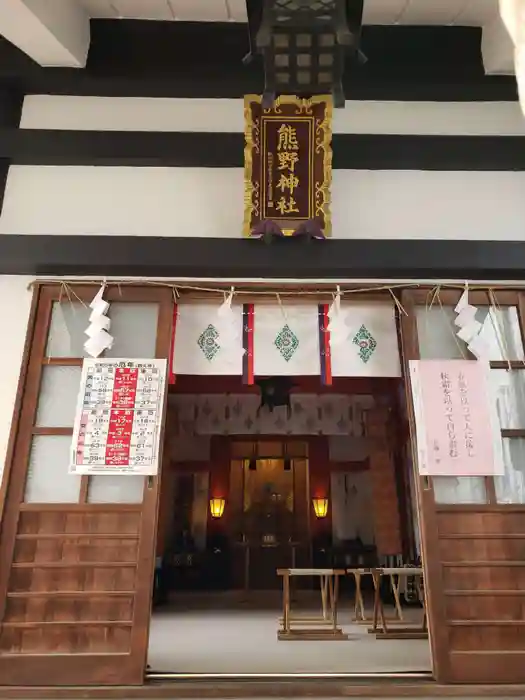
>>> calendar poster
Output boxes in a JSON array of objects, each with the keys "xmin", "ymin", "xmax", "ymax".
[{"xmin": 70, "ymin": 358, "xmax": 167, "ymax": 476}]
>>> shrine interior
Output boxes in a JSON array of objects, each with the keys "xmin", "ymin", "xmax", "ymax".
[{"xmin": 147, "ymin": 374, "xmax": 432, "ymax": 675}]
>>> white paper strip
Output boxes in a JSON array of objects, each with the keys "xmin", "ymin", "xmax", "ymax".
[
  {"xmin": 84, "ymin": 314, "xmax": 111, "ymax": 336},
  {"xmin": 330, "ymin": 303, "xmax": 401, "ymax": 378},
  {"xmin": 327, "ymin": 295, "xmax": 349, "ymax": 347},
  {"xmin": 84, "ymin": 285, "xmax": 113, "ymax": 358},
  {"xmin": 84, "ymin": 330, "xmax": 113, "ymax": 358},
  {"xmin": 453, "ymin": 288, "xmax": 485, "ymax": 358}
]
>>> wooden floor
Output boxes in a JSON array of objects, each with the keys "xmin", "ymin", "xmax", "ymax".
[
  {"xmin": 148, "ymin": 605, "xmax": 431, "ymax": 675},
  {"xmin": 2, "ymin": 599, "xmax": 525, "ymax": 696},
  {"xmin": 1, "ymin": 682, "xmax": 525, "ymax": 698}
]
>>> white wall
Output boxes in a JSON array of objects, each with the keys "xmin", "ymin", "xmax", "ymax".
[
  {"xmin": 2, "ymin": 95, "xmax": 524, "ymax": 241},
  {"xmin": 0, "ymin": 276, "xmax": 34, "ymax": 483},
  {"xmin": 2, "ymin": 166, "xmax": 525, "ymax": 240},
  {"xmin": 19, "ymin": 96, "xmax": 525, "ymax": 135}
]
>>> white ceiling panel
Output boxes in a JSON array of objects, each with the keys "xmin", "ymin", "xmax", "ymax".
[
  {"xmin": 395, "ymin": 0, "xmax": 475, "ymax": 25},
  {"xmin": 80, "ymin": 0, "xmax": 118, "ymax": 17},
  {"xmin": 385, "ymin": 0, "xmax": 500, "ymax": 26},
  {"xmin": 112, "ymin": 0, "xmax": 174, "ymax": 20},
  {"xmin": 362, "ymin": 0, "xmax": 407, "ymax": 25},
  {"xmin": 169, "ymin": 0, "xmax": 229, "ymax": 21},
  {"xmin": 454, "ymin": 0, "xmax": 500, "ymax": 25},
  {"xmin": 364, "ymin": 0, "xmax": 501, "ymax": 26},
  {"xmin": 81, "ymin": 0, "xmax": 502, "ymax": 26},
  {"xmin": 226, "ymin": 0, "xmax": 248, "ymax": 22}
]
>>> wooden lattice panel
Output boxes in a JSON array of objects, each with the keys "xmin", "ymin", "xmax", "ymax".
[
  {"xmin": 0, "ymin": 506, "xmax": 141, "ymax": 654},
  {"xmin": 436, "ymin": 507, "xmax": 525, "ymax": 681}
]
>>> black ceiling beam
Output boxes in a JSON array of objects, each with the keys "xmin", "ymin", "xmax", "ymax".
[
  {"xmin": 1, "ymin": 129, "xmax": 525, "ymax": 170},
  {"xmin": 0, "ymin": 235, "xmax": 524, "ymax": 280},
  {"xmin": 0, "ymin": 87, "xmax": 23, "ymax": 216},
  {"xmin": 0, "ymin": 21, "xmax": 518, "ymax": 101}
]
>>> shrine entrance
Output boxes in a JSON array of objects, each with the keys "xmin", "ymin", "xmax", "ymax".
[
  {"xmin": 5, "ymin": 281, "xmax": 524, "ymax": 686},
  {"xmin": 147, "ymin": 365, "xmax": 432, "ymax": 676}
]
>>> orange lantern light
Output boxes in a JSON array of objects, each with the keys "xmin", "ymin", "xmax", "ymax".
[
  {"xmin": 209, "ymin": 497, "xmax": 226, "ymax": 519},
  {"xmin": 312, "ymin": 497, "xmax": 329, "ymax": 519}
]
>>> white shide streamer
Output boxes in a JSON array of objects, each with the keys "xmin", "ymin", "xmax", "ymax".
[
  {"xmin": 84, "ymin": 285, "xmax": 113, "ymax": 357},
  {"xmin": 454, "ymin": 289, "xmax": 485, "ymax": 359},
  {"xmin": 215, "ymin": 288, "xmax": 245, "ymax": 361},
  {"xmin": 327, "ymin": 286, "xmax": 348, "ymax": 347}
]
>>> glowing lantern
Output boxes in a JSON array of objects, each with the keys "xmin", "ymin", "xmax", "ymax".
[
  {"xmin": 209, "ymin": 497, "xmax": 226, "ymax": 519},
  {"xmin": 312, "ymin": 497, "xmax": 329, "ymax": 519}
]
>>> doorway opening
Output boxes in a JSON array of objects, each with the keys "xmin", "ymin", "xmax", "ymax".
[{"xmin": 147, "ymin": 374, "xmax": 431, "ymax": 676}]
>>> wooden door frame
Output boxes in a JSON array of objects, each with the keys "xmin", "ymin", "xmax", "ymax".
[
  {"xmin": 0, "ymin": 283, "xmax": 41, "ymax": 531},
  {"xmin": 398, "ymin": 290, "xmax": 451, "ymax": 681},
  {"xmin": 0, "ymin": 283, "xmax": 173, "ymax": 686},
  {"xmin": 399, "ymin": 287, "xmax": 525, "ymax": 684}
]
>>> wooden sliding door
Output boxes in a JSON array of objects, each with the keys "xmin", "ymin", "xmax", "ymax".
[
  {"xmin": 0, "ymin": 284, "xmax": 173, "ymax": 685},
  {"xmin": 401, "ymin": 289, "xmax": 525, "ymax": 684}
]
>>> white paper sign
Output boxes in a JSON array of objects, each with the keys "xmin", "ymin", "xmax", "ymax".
[
  {"xmin": 409, "ymin": 360, "xmax": 504, "ymax": 477},
  {"xmin": 70, "ymin": 358, "xmax": 167, "ymax": 476}
]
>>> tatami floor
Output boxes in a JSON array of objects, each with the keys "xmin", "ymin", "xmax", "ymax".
[{"xmin": 148, "ymin": 599, "xmax": 432, "ymax": 675}]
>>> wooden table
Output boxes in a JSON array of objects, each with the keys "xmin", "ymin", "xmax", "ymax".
[
  {"xmin": 347, "ymin": 567, "xmax": 406, "ymax": 624},
  {"xmin": 369, "ymin": 567, "xmax": 428, "ymax": 639},
  {"xmin": 277, "ymin": 568, "xmax": 348, "ymax": 640}
]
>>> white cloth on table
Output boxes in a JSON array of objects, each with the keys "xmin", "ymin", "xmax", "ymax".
[{"xmin": 285, "ymin": 569, "xmax": 336, "ymax": 576}]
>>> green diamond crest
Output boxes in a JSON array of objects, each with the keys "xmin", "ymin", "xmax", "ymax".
[
  {"xmin": 197, "ymin": 324, "xmax": 220, "ymax": 361},
  {"xmin": 275, "ymin": 324, "xmax": 299, "ymax": 362},
  {"xmin": 352, "ymin": 324, "xmax": 377, "ymax": 364}
]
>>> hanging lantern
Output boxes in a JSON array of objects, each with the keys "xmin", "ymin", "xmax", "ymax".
[
  {"xmin": 312, "ymin": 497, "xmax": 329, "ymax": 518},
  {"xmin": 256, "ymin": 376, "xmax": 295, "ymax": 416},
  {"xmin": 209, "ymin": 497, "xmax": 226, "ymax": 519},
  {"xmin": 246, "ymin": 0, "xmax": 365, "ymax": 108}
]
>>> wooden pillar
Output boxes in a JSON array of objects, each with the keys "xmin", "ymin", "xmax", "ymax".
[
  {"xmin": 367, "ymin": 405, "xmax": 403, "ymax": 556},
  {"xmin": 208, "ymin": 436, "xmax": 231, "ymax": 534},
  {"xmin": 156, "ymin": 461, "xmax": 175, "ymax": 555},
  {"xmin": 308, "ymin": 437, "xmax": 332, "ymax": 537}
]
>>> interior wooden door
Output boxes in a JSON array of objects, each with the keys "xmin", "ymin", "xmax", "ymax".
[
  {"xmin": 0, "ymin": 284, "xmax": 173, "ymax": 685},
  {"xmin": 401, "ymin": 289, "xmax": 525, "ymax": 684}
]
